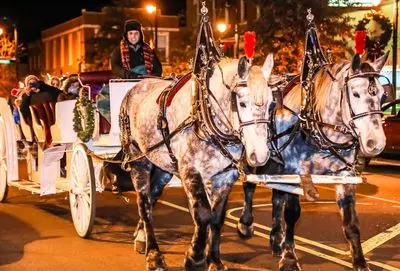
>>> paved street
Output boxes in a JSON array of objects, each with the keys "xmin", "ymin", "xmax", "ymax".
[{"xmin": 0, "ymin": 159, "xmax": 399, "ymax": 271}]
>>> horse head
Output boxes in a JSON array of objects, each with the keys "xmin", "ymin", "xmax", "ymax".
[
  {"xmin": 342, "ymin": 53, "xmax": 388, "ymax": 157},
  {"xmin": 210, "ymin": 54, "xmax": 274, "ymax": 167}
]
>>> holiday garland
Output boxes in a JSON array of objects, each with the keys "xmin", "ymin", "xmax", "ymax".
[
  {"xmin": 73, "ymin": 95, "xmax": 95, "ymax": 142},
  {"xmin": 356, "ymin": 11, "xmax": 392, "ymax": 60}
]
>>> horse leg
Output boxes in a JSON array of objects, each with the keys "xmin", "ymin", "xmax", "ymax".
[
  {"xmin": 131, "ymin": 161, "xmax": 167, "ymax": 271},
  {"xmin": 208, "ymin": 170, "xmax": 238, "ymax": 271},
  {"xmin": 134, "ymin": 166, "xmax": 173, "ymax": 254},
  {"xmin": 336, "ymin": 184, "xmax": 370, "ymax": 271},
  {"xmin": 237, "ymin": 181, "xmax": 256, "ymax": 240},
  {"xmin": 181, "ymin": 167, "xmax": 211, "ymax": 271},
  {"xmin": 270, "ymin": 189, "xmax": 286, "ymax": 257},
  {"xmin": 279, "ymin": 193, "xmax": 302, "ymax": 271}
]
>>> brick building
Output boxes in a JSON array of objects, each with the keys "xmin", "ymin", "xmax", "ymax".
[{"xmin": 27, "ymin": 7, "xmax": 180, "ymax": 76}]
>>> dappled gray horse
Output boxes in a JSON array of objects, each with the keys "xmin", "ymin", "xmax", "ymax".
[
  {"xmin": 119, "ymin": 55, "xmax": 275, "ymax": 271},
  {"xmin": 238, "ymin": 54, "xmax": 388, "ymax": 271}
]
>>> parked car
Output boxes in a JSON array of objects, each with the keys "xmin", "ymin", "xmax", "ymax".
[{"xmin": 381, "ymin": 99, "xmax": 400, "ymax": 155}]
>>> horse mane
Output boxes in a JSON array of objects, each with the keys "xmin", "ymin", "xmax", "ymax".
[
  {"xmin": 284, "ymin": 61, "xmax": 350, "ymax": 112},
  {"xmin": 214, "ymin": 57, "xmax": 269, "ymax": 106}
]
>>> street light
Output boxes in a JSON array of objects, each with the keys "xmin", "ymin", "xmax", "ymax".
[
  {"xmin": 217, "ymin": 23, "xmax": 227, "ymax": 33},
  {"xmin": 146, "ymin": 3, "xmax": 158, "ymax": 52},
  {"xmin": 146, "ymin": 4, "xmax": 156, "ymax": 14},
  {"xmin": 0, "ymin": 27, "xmax": 3, "ymax": 36}
]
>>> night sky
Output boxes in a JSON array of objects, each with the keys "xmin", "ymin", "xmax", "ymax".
[{"xmin": 0, "ymin": 0, "xmax": 186, "ymax": 43}]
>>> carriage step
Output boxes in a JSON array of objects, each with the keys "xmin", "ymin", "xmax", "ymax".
[{"xmin": 8, "ymin": 180, "xmax": 67, "ymax": 195}]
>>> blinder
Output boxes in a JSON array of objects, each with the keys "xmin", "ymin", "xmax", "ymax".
[{"xmin": 344, "ymin": 71, "xmax": 389, "ymax": 134}]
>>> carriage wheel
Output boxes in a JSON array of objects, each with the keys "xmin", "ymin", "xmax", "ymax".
[
  {"xmin": 0, "ymin": 121, "xmax": 8, "ymax": 203},
  {"xmin": 69, "ymin": 143, "xmax": 96, "ymax": 238}
]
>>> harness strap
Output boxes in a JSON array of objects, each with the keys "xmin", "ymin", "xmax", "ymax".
[{"xmin": 157, "ymin": 87, "xmax": 179, "ymax": 168}]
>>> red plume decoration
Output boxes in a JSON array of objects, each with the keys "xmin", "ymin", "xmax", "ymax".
[
  {"xmin": 244, "ymin": 31, "xmax": 256, "ymax": 59},
  {"xmin": 354, "ymin": 30, "xmax": 366, "ymax": 55}
]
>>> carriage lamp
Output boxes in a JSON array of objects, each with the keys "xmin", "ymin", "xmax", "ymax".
[
  {"xmin": 146, "ymin": 4, "xmax": 156, "ymax": 14},
  {"xmin": 18, "ymin": 81, "xmax": 24, "ymax": 89},
  {"xmin": 217, "ymin": 23, "xmax": 227, "ymax": 33}
]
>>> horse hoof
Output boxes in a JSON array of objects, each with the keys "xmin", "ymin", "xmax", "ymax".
[
  {"xmin": 270, "ymin": 233, "xmax": 283, "ymax": 257},
  {"xmin": 184, "ymin": 252, "xmax": 207, "ymax": 271},
  {"xmin": 208, "ymin": 261, "xmax": 228, "ymax": 271},
  {"xmin": 146, "ymin": 250, "xmax": 168, "ymax": 271},
  {"xmin": 135, "ymin": 240, "xmax": 146, "ymax": 254},
  {"xmin": 354, "ymin": 264, "xmax": 371, "ymax": 271},
  {"xmin": 279, "ymin": 247, "xmax": 302, "ymax": 271},
  {"xmin": 271, "ymin": 245, "xmax": 283, "ymax": 257},
  {"xmin": 237, "ymin": 221, "xmax": 254, "ymax": 240},
  {"xmin": 279, "ymin": 258, "xmax": 302, "ymax": 271}
]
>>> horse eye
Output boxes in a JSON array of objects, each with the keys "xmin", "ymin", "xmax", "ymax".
[
  {"xmin": 239, "ymin": 102, "xmax": 247, "ymax": 108},
  {"xmin": 353, "ymin": 92, "xmax": 360, "ymax": 98}
]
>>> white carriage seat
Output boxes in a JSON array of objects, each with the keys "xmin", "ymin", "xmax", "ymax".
[
  {"xmin": 109, "ymin": 79, "xmax": 141, "ymax": 135},
  {"xmin": 51, "ymin": 99, "xmax": 77, "ymax": 144},
  {"xmin": 18, "ymin": 108, "xmax": 33, "ymax": 142},
  {"xmin": 29, "ymin": 101, "xmax": 58, "ymax": 147}
]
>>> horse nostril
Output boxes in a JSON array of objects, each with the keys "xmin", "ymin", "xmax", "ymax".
[{"xmin": 366, "ymin": 139, "xmax": 376, "ymax": 150}]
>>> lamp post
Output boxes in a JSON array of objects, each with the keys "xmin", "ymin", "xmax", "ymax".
[{"xmin": 146, "ymin": 3, "xmax": 158, "ymax": 52}]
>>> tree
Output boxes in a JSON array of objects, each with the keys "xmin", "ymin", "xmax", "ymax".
[
  {"xmin": 163, "ymin": 28, "xmax": 196, "ymax": 75},
  {"xmin": 250, "ymin": 0, "xmax": 354, "ymax": 73}
]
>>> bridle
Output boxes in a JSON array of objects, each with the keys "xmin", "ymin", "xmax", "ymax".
[
  {"xmin": 216, "ymin": 65, "xmax": 271, "ymax": 141},
  {"xmin": 342, "ymin": 71, "xmax": 390, "ymax": 137}
]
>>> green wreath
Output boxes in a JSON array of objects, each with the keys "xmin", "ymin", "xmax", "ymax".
[
  {"xmin": 73, "ymin": 95, "xmax": 95, "ymax": 142},
  {"xmin": 356, "ymin": 11, "xmax": 392, "ymax": 61}
]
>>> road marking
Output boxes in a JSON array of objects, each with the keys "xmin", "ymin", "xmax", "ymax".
[
  {"xmin": 368, "ymin": 261, "xmax": 400, "ymax": 271},
  {"xmin": 226, "ymin": 203, "xmax": 349, "ymax": 256},
  {"xmin": 132, "ymin": 190, "xmax": 400, "ymax": 271},
  {"xmin": 361, "ymin": 222, "xmax": 400, "ymax": 254},
  {"xmin": 223, "ymin": 202, "xmax": 400, "ymax": 271},
  {"xmin": 392, "ymin": 205, "xmax": 400, "ymax": 208},
  {"xmin": 315, "ymin": 185, "xmax": 400, "ymax": 205}
]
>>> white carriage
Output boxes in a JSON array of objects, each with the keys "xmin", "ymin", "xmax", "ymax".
[{"xmin": 0, "ymin": 73, "xmax": 141, "ymax": 238}]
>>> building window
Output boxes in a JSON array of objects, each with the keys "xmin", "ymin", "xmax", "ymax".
[
  {"xmin": 77, "ymin": 31, "xmax": 81, "ymax": 63},
  {"xmin": 240, "ymin": 0, "xmax": 247, "ymax": 22},
  {"xmin": 60, "ymin": 36, "xmax": 65, "ymax": 67},
  {"xmin": 157, "ymin": 33, "xmax": 168, "ymax": 63},
  {"xmin": 53, "ymin": 39, "xmax": 57, "ymax": 71},
  {"xmin": 68, "ymin": 33, "xmax": 73, "ymax": 66},
  {"xmin": 45, "ymin": 42, "xmax": 50, "ymax": 70},
  {"xmin": 256, "ymin": 5, "xmax": 261, "ymax": 20}
]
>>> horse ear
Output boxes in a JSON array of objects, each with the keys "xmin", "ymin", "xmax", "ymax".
[
  {"xmin": 262, "ymin": 53, "xmax": 274, "ymax": 80},
  {"xmin": 371, "ymin": 52, "xmax": 389, "ymax": 72},
  {"xmin": 238, "ymin": 56, "xmax": 249, "ymax": 79},
  {"xmin": 351, "ymin": 54, "xmax": 361, "ymax": 73}
]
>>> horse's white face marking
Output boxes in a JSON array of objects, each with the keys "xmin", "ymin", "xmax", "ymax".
[
  {"xmin": 235, "ymin": 54, "xmax": 274, "ymax": 167},
  {"xmin": 345, "ymin": 56, "xmax": 388, "ymax": 157}
]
